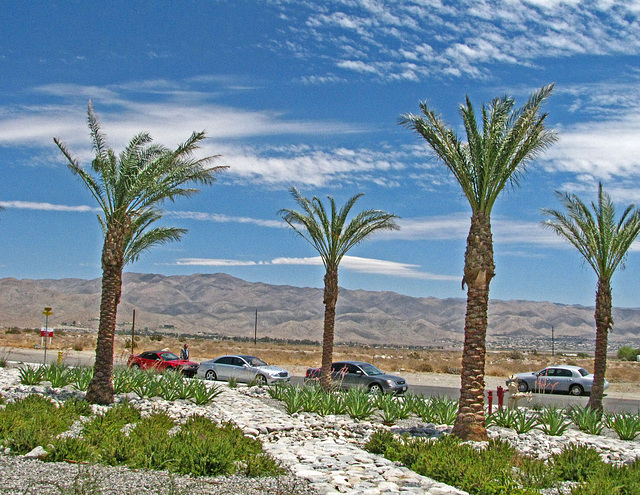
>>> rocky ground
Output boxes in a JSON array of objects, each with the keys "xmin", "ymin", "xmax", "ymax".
[{"xmin": 1, "ymin": 366, "xmax": 640, "ymax": 495}]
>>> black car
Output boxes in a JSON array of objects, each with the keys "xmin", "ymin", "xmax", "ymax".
[{"xmin": 305, "ymin": 360, "xmax": 408, "ymax": 395}]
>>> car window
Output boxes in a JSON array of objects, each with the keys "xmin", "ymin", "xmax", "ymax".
[
  {"xmin": 578, "ymin": 368, "xmax": 589, "ymax": 377},
  {"xmin": 140, "ymin": 352, "xmax": 155, "ymax": 359},
  {"xmin": 538, "ymin": 368, "xmax": 549, "ymax": 376},
  {"xmin": 332, "ymin": 363, "xmax": 349, "ymax": 374},
  {"xmin": 244, "ymin": 356, "xmax": 267, "ymax": 367},
  {"xmin": 346, "ymin": 364, "xmax": 361, "ymax": 374},
  {"xmin": 558, "ymin": 369, "xmax": 573, "ymax": 377},
  {"xmin": 359, "ymin": 363, "xmax": 383, "ymax": 376},
  {"xmin": 232, "ymin": 357, "xmax": 249, "ymax": 367},
  {"xmin": 215, "ymin": 356, "xmax": 234, "ymax": 365},
  {"xmin": 159, "ymin": 352, "xmax": 179, "ymax": 361}
]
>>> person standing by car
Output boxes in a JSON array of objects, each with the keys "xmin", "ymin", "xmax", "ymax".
[{"xmin": 180, "ymin": 343, "xmax": 189, "ymax": 360}]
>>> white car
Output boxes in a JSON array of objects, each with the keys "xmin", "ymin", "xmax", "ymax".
[
  {"xmin": 197, "ymin": 354, "xmax": 291, "ymax": 385},
  {"xmin": 506, "ymin": 365, "xmax": 609, "ymax": 396}
]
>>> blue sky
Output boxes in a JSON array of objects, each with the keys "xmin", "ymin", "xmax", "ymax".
[{"xmin": 1, "ymin": 0, "xmax": 640, "ymax": 308}]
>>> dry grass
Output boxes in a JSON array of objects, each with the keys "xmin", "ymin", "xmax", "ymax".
[{"xmin": 2, "ymin": 327, "xmax": 640, "ymax": 384}]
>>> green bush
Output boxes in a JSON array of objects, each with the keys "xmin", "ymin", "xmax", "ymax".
[
  {"xmin": 552, "ymin": 443, "xmax": 604, "ymax": 482},
  {"xmin": 617, "ymin": 346, "xmax": 640, "ymax": 361},
  {"xmin": 0, "ymin": 395, "xmax": 82, "ymax": 454}
]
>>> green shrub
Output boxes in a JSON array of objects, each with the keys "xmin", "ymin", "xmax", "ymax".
[
  {"xmin": 617, "ymin": 346, "xmax": 640, "ymax": 361},
  {"xmin": 606, "ymin": 412, "xmax": 640, "ymax": 440},
  {"xmin": 568, "ymin": 406, "xmax": 604, "ymax": 436},
  {"xmin": 42, "ymin": 363, "xmax": 73, "ymax": 388},
  {"xmin": 0, "ymin": 395, "xmax": 80, "ymax": 454},
  {"xmin": 538, "ymin": 407, "xmax": 571, "ymax": 436},
  {"xmin": 18, "ymin": 365, "xmax": 44, "ymax": 385},
  {"xmin": 552, "ymin": 443, "xmax": 604, "ymax": 483}
]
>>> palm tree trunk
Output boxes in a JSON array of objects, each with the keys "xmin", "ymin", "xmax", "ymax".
[
  {"xmin": 452, "ymin": 212, "xmax": 494, "ymax": 441},
  {"xmin": 587, "ymin": 278, "xmax": 612, "ymax": 412},
  {"xmin": 320, "ymin": 267, "xmax": 339, "ymax": 391},
  {"xmin": 86, "ymin": 222, "xmax": 126, "ymax": 405}
]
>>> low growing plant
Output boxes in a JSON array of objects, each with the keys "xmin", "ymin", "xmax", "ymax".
[
  {"xmin": 18, "ymin": 365, "xmax": 44, "ymax": 385},
  {"xmin": 189, "ymin": 380, "xmax": 222, "ymax": 405},
  {"xmin": 568, "ymin": 406, "xmax": 604, "ymax": 436},
  {"xmin": 537, "ymin": 407, "xmax": 571, "ymax": 436},
  {"xmin": 606, "ymin": 412, "xmax": 640, "ymax": 440}
]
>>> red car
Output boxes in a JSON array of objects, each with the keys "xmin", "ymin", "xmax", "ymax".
[{"xmin": 127, "ymin": 350, "xmax": 199, "ymax": 377}]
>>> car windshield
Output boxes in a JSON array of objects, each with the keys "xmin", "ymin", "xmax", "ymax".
[
  {"xmin": 578, "ymin": 368, "xmax": 590, "ymax": 377},
  {"xmin": 359, "ymin": 363, "xmax": 383, "ymax": 376},
  {"xmin": 160, "ymin": 352, "xmax": 179, "ymax": 361},
  {"xmin": 244, "ymin": 356, "xmax": 267, "ymax": 367}
]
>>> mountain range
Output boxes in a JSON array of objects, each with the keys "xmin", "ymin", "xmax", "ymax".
[{"xmin": 1, "ymin": 272, "xmax": 639, "ymax": 349}]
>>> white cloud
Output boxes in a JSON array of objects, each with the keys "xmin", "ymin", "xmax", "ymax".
[
  {"xmin": 270, "ymin": 1, "xmax": 640, "ymax": 80},
  {"xmin": 175, "ymin": 254, "xmax": 460, "ymax": 280},
  {"xmin": 0, "ymin": 200, "xmax": 99, "ymax": 213}
]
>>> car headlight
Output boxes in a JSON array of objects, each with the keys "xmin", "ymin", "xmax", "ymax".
[{"xmin": 386, "ymin": 380, "xmax": 396, "ymax": 387}]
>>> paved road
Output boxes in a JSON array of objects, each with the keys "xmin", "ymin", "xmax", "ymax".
[
  {"xmin": 6, "ymin": 347, "xmax": 639, "ymax": 413},
  {"xmin": 291, "ymin": 377, "xmax": 640, "ymax": 413}
]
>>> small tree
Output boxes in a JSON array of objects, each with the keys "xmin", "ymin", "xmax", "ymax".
[
  {"xmin": 280, "ymin": 188, "xmax": 399, "ymax": 390},
  {"xmin": 543, "ymin": 183, "xmax": 640, "ymax": 411},
  {"xmin": 55, "ymin": 102, "xmax": 226, "ymax": 404}
]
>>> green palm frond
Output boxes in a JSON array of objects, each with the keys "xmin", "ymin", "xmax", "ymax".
[
  {"xmin": 399, "ymin": 84, "xmax": 557, "ymax": 214},
  {"xmin": 279, "ymin": 187, "xmax": 399, "ymax": 270},
  {"xmin": 55, "ymin": 102, "xmax": 228, "ymax": 266},
  {"xmin": 542, "ymin": 183, "xmax": 640, "ymax": 281}
]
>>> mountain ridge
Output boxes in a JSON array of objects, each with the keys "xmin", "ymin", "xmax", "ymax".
[{"xmin": 1, "ymin": 272, "xmax": 639, "ymax": 349}]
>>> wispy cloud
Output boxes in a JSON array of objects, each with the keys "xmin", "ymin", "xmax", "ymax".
[
  {"xmin": 175, "ymin": 254, "xmax": 460, "ymax": 280},
  {"xmin": 269, "ymin": 1, "xmax": 640, "ymax": 81},
  {"xmin": 0, "ymin": 200, "xmax": 99, "ymax": 213}
]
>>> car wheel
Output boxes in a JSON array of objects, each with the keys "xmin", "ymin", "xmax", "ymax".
[
  {"xmin": 369, "ymin": 383, "xmax": 383, "ymax": 395},
  {"xmin": 131, "ymin": 363, "xmax": 140, "ymax": 370},
  {"xmin": 517, "ymin": 381, "xmax": 528, "ymax": 393},
  {"xmin": 205, "ymin": 369, "xmax": 217, "ymax": 381},
  {"xmin": 569, "ymin": 384, "xmax": 583, "ymax": 396},
  {"xmin": 256, "ymin": 375, "xmax": 268, "ymax": 386}
]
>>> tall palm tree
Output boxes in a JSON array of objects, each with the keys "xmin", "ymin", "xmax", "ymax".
[
  {"xmin": 55, "ymin": 102, "xmax": 226, "ymax": 404},
  {"xmin": 543, "ymin": 184, "xmax": 640, "ymax": 411},
  {"xmin": 280, "ymin": 187, "xmax": 399, "ymax": 390},
  {"xmin": 399, "ymin": 84, "xmax": 557, "ymax": 440}
]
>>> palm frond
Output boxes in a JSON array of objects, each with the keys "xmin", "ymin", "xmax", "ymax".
[
  {"xmin": 280, "ymin": 188, "xmax": 398, "ymax": 270},
  {"xmin": 542, "ymin": 183, "xmax": 640, "ymax": 282},
  {"xmin": 401, "ymin": 84, "xmax": 556, "ymax": 215}
]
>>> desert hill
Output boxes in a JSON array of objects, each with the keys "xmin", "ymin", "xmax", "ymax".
[{"xmin": 1, "ymin": 272, "xmax": 639, "ymax": 350}]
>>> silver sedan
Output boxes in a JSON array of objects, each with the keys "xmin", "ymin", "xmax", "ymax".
[
  {"xmin": 197, "ymin": 354, "xmax": 291, "ymax": 385},
  {"xmin": 506, "ymin": 365, "xmax": 609, "ymax": 396}
]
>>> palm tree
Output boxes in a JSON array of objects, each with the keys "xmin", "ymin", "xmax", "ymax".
[
  {"xmin": 543, "ymin": 184, "xmax": 640, "ymax": 411},
  {"xmin": 55, "ymin": 102, "xmax": 226, "ymax": 404},
  {"xmin": 279, "ymin": 188, "xmax": 399, "ymax": 390},
  {"xmin": 399, "ymin": 84, "xmax": 557, "ymax": 440}
]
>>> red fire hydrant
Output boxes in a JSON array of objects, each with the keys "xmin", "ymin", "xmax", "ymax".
[
  {"xmin": 487, "ymin": 390, "xmax": 493, "ymax": 413},
  {"xmin": 497, "ymin": 386, "xmax": 505, "ymax": 410}
]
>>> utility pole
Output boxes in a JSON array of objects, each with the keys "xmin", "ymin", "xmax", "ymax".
[
  {"xmin": 254, "ymin": 309, "xmax": 258, "ymax": 345},
  {"xmin": 551, "ymin": 325, "xmax": 555, "ymax": 357},
  {"xmin": 131, "ymin": 309, "xmax": 136, "ymax": 355}
]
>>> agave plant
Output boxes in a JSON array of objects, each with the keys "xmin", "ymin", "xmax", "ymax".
[
  {"xmin": 189, "ymin": 380, "xmax": 222, "ymax": 405},
  {"xmin": 18, "ymin": 365, "xmax": 44, "ymax": 385},
  {"xmin": 69, "ymin": 366, "xmax": 94, "ymax": 392},
  {"xmin": 42, "ymin": 363, "xmax": 73, "ymax": 388},
  {"xmin": 568, "ymin": 406, "xmax": 604, "ymax": 436},
  {"xmin": 344, "ymin": 388, "xmax": 375, "ymax": 420},
  {"xmin": 606, "ymin": 412, "xmax": 640, "ymax": 440},
  {"xmin": 538, "ymin": 407, "xmax": 571, "ymax": 436}
]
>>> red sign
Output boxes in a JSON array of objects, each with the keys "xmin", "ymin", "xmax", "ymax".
[{"xmin": 40, "ymin": 328, "xmax": 53, "ymax": 337}]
